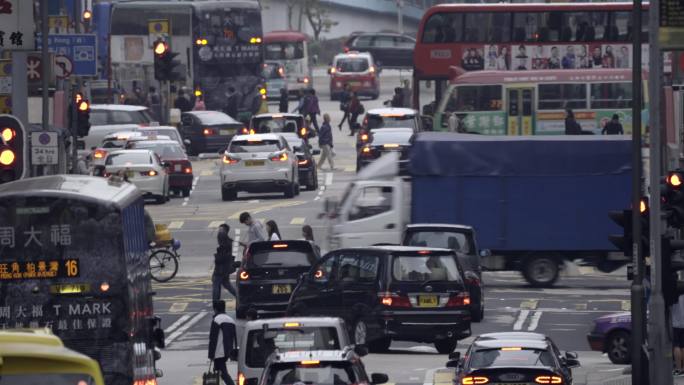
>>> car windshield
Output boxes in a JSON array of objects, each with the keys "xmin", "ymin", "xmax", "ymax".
[
  {"xmin": 253, "ymin": 117, "xmax": 301, "ymax": 133},
  {"xmin": 262, "ymin": 63, "xmax": 284, "ymax": 79},
  {"xmin": 336, "ymin": 58, "xmax": 369, "ymax": 73},
  {"xmin": 246, "ymin": 327, "xmax": 340, "ymax": 367},
  {"xmin": 90, "ymin": 109, "xmax": 152, "ymax": 125},
  {"xmin": 106, "ymin": 152, "xmax": 152, "ymax": 165},
  {"xmin": 249, "ymin": 250, "xmax": 317, "ymax": 267},
  {"xmin": 405, "ymin": 231, "xmax": 472, "ymax": 254},
  {"xmin": 0, "ymin": 373, "xmax": 97, "ymax": 385},
  {"xmin": 469, "ymin": 348, "xmax": 555, "ymax": 369},
  {"xmin": 392, "ymin": 255, "xmax": 462, "ymax": 282},
  {"xmin": 101, "ymin": 138, "xmax": 128, "ymax": 149},
  {"xmin": 367, "ymin": 115, "xmax": 417, "ymax": 130},
  {"xmin": 133, "ymin": 143, "xmax": 186, "ymax": 159},
  {"xmin": 265, "ymin": 362, "xmax": 358, "ymax": 385},
  {"xmin": 229, "ymin": 140, "xmax": 281, "ymax": 153}
]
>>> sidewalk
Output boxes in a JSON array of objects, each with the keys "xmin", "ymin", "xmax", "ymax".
[{"xmin": 600, "ymin": 374, "xmax": 684, "ymax": 385}]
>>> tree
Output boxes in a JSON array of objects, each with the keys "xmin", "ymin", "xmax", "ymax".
[{"xmin": 302, "ymin": 0, "xmax": 338, "ymax": 41}]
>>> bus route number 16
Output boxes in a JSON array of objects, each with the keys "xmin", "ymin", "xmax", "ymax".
[{"xmin": 65, "ymin": 259, "xmax": 79, "ymax": 277}]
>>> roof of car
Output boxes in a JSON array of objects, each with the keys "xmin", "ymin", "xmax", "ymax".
[
  {"xmin": 91, "ymin": 104, "xmax": 148, "ymax": 111},
  {"xmin": 407, "ymin": 223, "xmax": 474, "ymax": 231},
  {"xmin": 344, "ymin": 246, "xmax": 454, "ymax": 254},
  {"xmin": 141, "ymin": 126, "xmax": 180, "ymax": 131},
  {"xmin": 269, "ymin": 350, "xmax": 352, "ymax": 363},
  {"xmin": 473, "ymin": 339, "xmax": 549, "ymax": 351},
  {"xmin": 183, "ymin": 110, "xmax": 241, "ymax": 124},
  {"xmin": 477, "ymin": 332, "xmax": 548, "ymax": 341},
  {"xmin": 253, "ymin": 113, "xmax": 304, "ymax": 119},
  {"xmin": 232, "ymin": 133, "xmax": 282, "ymax": 142},
  {"xmin": 103, "ymin": 131, "xmax": 143, "ymax": 140},
  {"xmin": 244, "ymin": 317, "xmax": 345, "ymax": 330},
  {"xmin": 367, "ymin": 107, "xmax": 417, "ymax": 116},
  {"xmin": 350, "ymin": 32, "xmax": 416, "ymax": 40},
  {"xmin": 335, "ymin": 51, "xmax": 373, "ymax": 59},
  {"xmin": 108, "ymin": 149, "xmax": 154, "ymax": 156},
  {"xmin": 133, "ymin": 139, "xmax": 179, "ymax": 145}
]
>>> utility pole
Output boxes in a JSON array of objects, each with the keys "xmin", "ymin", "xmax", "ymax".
[
  {"xmin": 396, "ymin": 0, "xmax": 404, "ymax": 35},
  {"xmin": 630, "ymin": 0, "xmax": 648, "ymax": 382},
  {"xmin": 41, "ymin": 0, "xmax": 49, "ymax": 132},
  {"xmin": 647, "ymin": 0, "xmax": 674, "ymax": 381}
]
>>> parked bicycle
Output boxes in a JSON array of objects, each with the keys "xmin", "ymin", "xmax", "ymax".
[{"xmin": 149, "ymin": 224, "xmax": 181, "ymax": 283}]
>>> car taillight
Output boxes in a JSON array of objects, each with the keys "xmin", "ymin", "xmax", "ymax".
[
  {"xmin": 223, "ymin": 155, "xmax": 240, "ymax": 164},
  {"xmin": 359, "ymin": 132, "xmax": 370, "ymax": 142},
  {"xmin": 378, "ymin": 292, "xmax": 411, "ymax": 308},
  {"xmin": 462, "ymin": 376, "xmax": 489, "ymax": 385},
  {"xmin": 361, "ymin": 146, "xmax": 374, "ymax": 157},
  {"xmin": 140, "ymin": 170, "xmax": 158, "ymax": 176},
  {"xmin": 299, "ymin": 127, "xmax": 308, "ymax": 137},
  {"xmin": 203, "ymin": 128, "xmax": 215, "ymax": 136},
  {"xmin": 184, "ymin": 166, "xmax": 193, "ymax": 174},
  {"xmin": 535, "ymin": 376, "xmax": 562, "ymax": 384},
  {"xmin": 270, "ymin": 153, "xmax": 288, "ymax": 162},
  {"xmin": 303, "ymin": 77, "xmax": 310, "ymax": 84},
  {"xmin": 239, "ymin": 270, "xmax": 249, "ymax": 281},
  {"xmin": 238, "ymin": 373, "xmax": 245, "ymax": 385},
  {"xmin": 298, "ymin": 158, "xmax": 309, "ymax": 166},
  {"xmin": 446, "ymin": 293, "xmax": 471, "ymax": 307}
]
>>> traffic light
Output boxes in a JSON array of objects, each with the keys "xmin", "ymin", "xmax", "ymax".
[
  {"xmin": 663, "ymin": 170, "xmax": 684, "ymax": 227},
  {"xmin": 0, "ymin": 115, "xmax": 26, "ymax": 184},
  {"xmin": 608, "ymin": 198, "xmax": 649, "ymax": 257},
  {"xmin": 153, "ymin": 39, "xmax": 182, "ymax": 81},
  {"xmin": 76, "ymin": 99, "xmax": 91, "ymax": 137}
]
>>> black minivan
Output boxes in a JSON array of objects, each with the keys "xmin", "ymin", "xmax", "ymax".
[
  {"xmin": 237, "ymin": 240, "xmax": 320, "ymax": 319},
  {"xmin": 287, "ymin": 246, "xmax": 472, "ymax": 354}
]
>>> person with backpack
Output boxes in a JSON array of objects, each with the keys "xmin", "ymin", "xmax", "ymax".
[{"xmin": 208, "ymin": 300, "xmax": 237, "ymax": 385}]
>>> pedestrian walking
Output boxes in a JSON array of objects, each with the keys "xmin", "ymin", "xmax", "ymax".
[
  {"xmin": 212, "ymin": 224, "xmax": 237, "ymax": 302},
  {"xmin": 147, "ymin": 87, "xmax": 162, "ymax": 122},
  {"xmin": 194, "ymin": 94, "xmax": 207, "ymax": 111},
  {"xmin": 266, "ymin": 220, "xmax": 282, "ymax": 241},
  {"xmin": 174, "ymin": 89, "xmax": 193, "ymax": 113},
  {"xmin": 564, "ymin": 109, "xmax": 582, "ymax": 135},
  {"xmin": 602, "ymin": 113, "xmax": 624, "ymax": 135},
  {"xmin": 317, "ymin": 113, "xmax": 335, "ymax": 170},
  {"xmin": 239, "ymin": 212, "xmax": 268, "ymax": 253},
  {"xmin": 391, "ymin": 87, "xmax": 404, "ymax": 107},
  {"xmin": 224, "ymin": 87, "xmax": 239, "ymax": 119},
  {"xmin": 292, "ymin": 89, "xmax": 307, "ymax": 114},
  {"xmin": 305, "ymin": 89, "xmax": 321, "ymax": 131},
  {"xmin": 338, "ymin": 84, "xmax": 352, "ymax": 131},
  {"xmin": 401, "ymin": 79, "xmax": 412, "ymax": 108},
  {"xmin": 208, "ymin": 300, "xmax": 237, "ymax": 385},
  {"xmin": 278, "ymin": 88, "xmax": 289, "ymax": 113},
  {"xmin": 301, "ymin": 225, "xmax": 321, "ymax": 255},
  {"xmin": 673, "ymin": 294, "xmax": 684, "ymax": 375},
  {"xmin": 348, "ymin": 92, "xmax": 364, "ymax": 136}
]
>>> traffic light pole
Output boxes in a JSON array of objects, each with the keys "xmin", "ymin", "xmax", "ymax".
[
  {"xmin": 630, "ymin": 0, "xmax": 648, "ymax": 383},
  {"xmin": 648, "ymin": 0, "xmax": 674, "ymax": 382},
  {"xmin": 70, "ymin": 83, "xmax": 78, "ymax": 174}
]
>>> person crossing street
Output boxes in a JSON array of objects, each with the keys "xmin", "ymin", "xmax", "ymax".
[{"xmin": 317, "ymin": 113, "xmax": 335, "ymax": 171}]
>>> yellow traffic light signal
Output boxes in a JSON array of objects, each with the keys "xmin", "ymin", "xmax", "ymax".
[
  {"xmin": 78, "ymin": 100, "xmax": 90, "ymax": 111},
  {"xmin": 83, "ymin": 9, "xmax": 92, "ymax": 21},
  {"xmin": 154, "ymin": 41, "xmax": 168, "ymax": 56},
  {"xmin": 0, "ymin": 148, "xmax": 15, "ymax": 166},
  {"xmin": 1, "ymin": 128, "xmax": 15, "ymax": 143}
]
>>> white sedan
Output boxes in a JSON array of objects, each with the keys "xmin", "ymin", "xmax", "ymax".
[
  {"xmin": 219, "ymin": 133, "xmax": 299, "ymax": 201},
  {"xmin": 104, "ymin": 149, "xmax": 169, "ymax": 203}
]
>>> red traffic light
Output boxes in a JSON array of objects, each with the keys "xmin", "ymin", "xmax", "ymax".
[{"xmin": 154, "ymin": 41, "xmax": 168, "ymax": 56}]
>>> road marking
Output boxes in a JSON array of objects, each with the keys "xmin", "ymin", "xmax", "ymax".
[
  {"xmin": 575, "ymin": 303, "xmax": 587, "ymax": 311},
  {"xmin": 200, "ymin": 170, "xmax": 213, "ymax": 176},
  {"xmin": 290, "ymin": 217, "xmax": 305, "ymax": 225},
  {"xmin": 166, "ymin": 311, "xmax": 207, "ymax": 346},
  {"xmin": 325, "ymin": 172, "xmax": 334, "ymax": 186},
  {"xmin": 208, "ymin": 221, "xmax": 223, "ymax": 228},
  {"xmin": 527, "ymin": 311, "xmax": 542, "ymax": 331},
  {"xmin": 578, "ymin": 266, "xmax": 596, "ymax": 275},
  {"xmin": 248, "ymin": 199, "xmax": 260, "ymax": 203},
  {"xmin": 344, "ymin": 166, "xmax": 355, "ymax": 172},
  {"xmin": 513, "ymin": 309, "xmax": 530, "ymax": 330},
  {"xmin": 520, "ymin": 299, "xmax": 538, "ymax": 310},
  {"xmin": 433, "ymin": 370, "xmax": 455, "ymax": 385},
  {"xmin": 228, "ymin": 201, "xmax": 306, "ymax": 219},
  {"xmin": 167, "ymin": 221, "xmax": 184, "ymax": 230},
  {"xmin": 233, "ymin": 228, "xmax": 241, "ymax": 257},
  {"xmin": 182, "ymin": 198, "xmax": 189, "ymax": 207},
  {"xmin": 164, "ymin": 313, "xmax": 192, "ymax": 334},
  {"xmin": 169, "ymin": 302, "xmax": 188, "ymax": 313},
  {"xmin": 621, "ymin": 300, "xmax": 631, "ymax": 311}
]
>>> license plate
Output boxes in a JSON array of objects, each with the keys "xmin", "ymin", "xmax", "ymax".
[
  {"xmin": 417, "ymin": 295, "xmax": 438, "ymax": 307},
  {"xmin": 272, "ymin": 284, "xmax": 292, "ymax": 294},
  {"xmin": 245, "ymin": 160, "xmax": 265, "ymax": 167},
  {"xmin": 126, "ymin": 170, "xmax": 135, "ymax": 178},
  {"xmin": 220, "ymin": 129, "xmax": 232, "ymax": 136},
  {"xmin": 174, "ymin": 164, "xmax": 182, "ymax": 172},
  {"xmin": 349, "ymin": 81, "xmax": 361, "ymax": 87}
]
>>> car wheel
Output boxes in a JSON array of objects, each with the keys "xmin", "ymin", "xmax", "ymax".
[
  {"xmin": 284, "ymin": 182, "xmax": 296, "ymax": 198},
  {"xmin": 606, "ymin": 330, "xmax": 631, "ymax": 365},
  {"xmin": 434, "ymin": 338, "xmax": 457, "ymax": 354},
  {"xmin": 368, "ymin": 337, "xmax": 391, "ymax": 353},
  {"xmin": 522, "ymin": 254, "xmax": 560, "ymax": 288},
  {"xmin": 222, "ymin": 188, "xmax": 236, "ymax": 201},
  {"xmin": 182, "ymin": 188, "xmax": 191, "ymax": 197},
  {"xmin": 352, "ymin": 319, "xmax": 368, "ymax": 346}
]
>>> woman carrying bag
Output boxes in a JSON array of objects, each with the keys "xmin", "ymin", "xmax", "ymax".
[{"xmin": 207, "ymin": 300, "xmax": 237, "ymax": 385}]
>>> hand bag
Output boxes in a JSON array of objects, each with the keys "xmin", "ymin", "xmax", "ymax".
[{"xmin": 202, "ymin": 362, "xmax": 220, "ymax": 385}]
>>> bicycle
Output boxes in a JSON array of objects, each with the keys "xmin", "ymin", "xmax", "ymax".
[{"xmin": 149, "ymin": 238, "xmax": 181, "ymax": 283}]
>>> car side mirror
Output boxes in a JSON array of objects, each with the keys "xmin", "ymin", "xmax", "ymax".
[
  {"xmin": 183, "ymin": 139, "xmax": 191, "ymax": 145},
  {"xmin": 371, "ymin": 373, "xmax": 388, "ymax": 385},
  {"xmin": 479, "ymin": 249, "xmax": 492, "ymax": 258},
  {"xmin": 312, "ymin": 149, "xmax": 321, "ymax": 155},
  {"xmin": 354, "ymin": 344, "xmax": 369, "ymax": 357},
  {"xmin": 564, "ymin": 351, "xmax": 580, "ymax": 368},
  {"xmin": 162, "ymin": 162, "xmax": 171, "ymax": 168},
  {"xmin": 153, "ymin": 347, "xmax": 162, "ymax": 361}
]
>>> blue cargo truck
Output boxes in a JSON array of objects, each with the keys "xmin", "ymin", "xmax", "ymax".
[{"xmin": 327, "ymin": 132, "xmax": 631, "ymax": 286}]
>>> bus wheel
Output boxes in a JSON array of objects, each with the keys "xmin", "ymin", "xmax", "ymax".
[{"xmin": 149, "ymin": 249, "xmax": 179, "ymax": 282}]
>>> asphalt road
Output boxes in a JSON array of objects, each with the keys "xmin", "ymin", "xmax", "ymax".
[{"xmin": 146, "ymin": 70, "xmax": 631, "ymax": 385}]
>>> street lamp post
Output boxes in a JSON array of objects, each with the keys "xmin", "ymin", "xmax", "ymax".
[{"xmin": 396, "ymin": 0, "xmax": 404, "ymax": 35}]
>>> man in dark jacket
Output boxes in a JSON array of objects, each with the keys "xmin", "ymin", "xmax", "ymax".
[
  {"xmin": 306, "ymin": 89, "xmax": 321, "ymax": 131},
  {"xmin": 174, "ymin": 89, "xmax": 193, "ymax": 113},
  {"xmin": 602, "ymin": 114, "xmax": 624, "ymax": 135},
  {"xmin": 317, "ymin": 113, "xmax": 335, "ymax": 170},
  {"xmin": 212, "ymin": 224, "xmax": 236, "ymax": 302},
  {"xmin": 337, "ymin": 84, "xmax": 352, "ymax": 131},
  {"xmin": 564, "ymin": 109, "xmax": 583, "ymax": 135},
  {"xmin": 278, "ymin": 88, "xmax": 289, "ymax": 113},
  {"xmin": 208, "ymin": 300, "xmax": 237, "ymax": 385}
]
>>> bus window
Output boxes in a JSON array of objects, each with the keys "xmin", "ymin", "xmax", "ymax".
[
  {"xmin": 538, "ymin": 84, "xmax": 586, "ymax": 110},
  {"xmin": 446, "ymin": 85, "xmax": 503, "ymax": 112},
  {"xmin": 464, "ymin": 13, "xmax": 490, "ymax": 42},
  {"xmin": 513, "ymin": 13, "xmax": 541, "ymax": 42},
  {"xmin": 422, "ymin": 13, "xmax": 463, "ymax": 43},
  {"xmin": 489, "ymin": 13, "xmax": 511, "ymax": 43},
  {"xmin": 560, "ymin": 12, "xmax": 596, "ymax": 42},
  {"xmin": 612, "ymin": 11, "xmax": 647, "ymax": 41},
  {"xmin": 590, "ymin": 83, "xmax": 633, "ymax": 109}
]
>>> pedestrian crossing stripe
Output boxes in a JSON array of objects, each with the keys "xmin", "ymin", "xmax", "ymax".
[
  {"xmin": 290, "ymin": 217, "xmax": 305, "ymax": 225},
  {"xmin": 208, "ymin": 221, "xmax": 223, "ymax": 228},
  {"xmin": 169, "ymin": 302, "xmax": 188, "ymax": 313},
  {"xmin": 344, "ymin": 165, "xmax": 355, "ymax": 172},
  {"xmin": 200, "ymin": 170, "xmax": 214, "ymax": 176}
]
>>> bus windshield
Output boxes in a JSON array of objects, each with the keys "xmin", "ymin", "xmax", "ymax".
[{"xmin": 199, "ymin": 7, "xmax": 262, "ymax": 46}]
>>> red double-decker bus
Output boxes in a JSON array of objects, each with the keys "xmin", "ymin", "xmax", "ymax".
[{"xmin": 413, "ymin": 2, "xmax": 649, "ymax": 113}]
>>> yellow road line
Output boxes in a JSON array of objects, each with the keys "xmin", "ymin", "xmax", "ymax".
[
  {"xmin": 520, "ymin": 299, "xmax": 539, "ymax": 310},
  {"xmin": 169, "ymin": 302, "xmax": 188, "ymax": 313},
  {"xmin": 208, "ymin": 221, "xmax": 224, "ymax": 228},
  {"xmin": 290, "ymin": 217, "xmax": 306, "ymax": 225},
  {"xmin": 167, "ymin": 221, "xmax": 184, "ymax": 230},
  {"xmin": 621, "ymin": 300, "xmax": 631, "ymax": 311}
]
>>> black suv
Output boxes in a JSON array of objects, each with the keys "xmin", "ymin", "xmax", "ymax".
[
  {"xmin": 402, "ymin": 224, "xmax": 486, "ymax": 322},
  {"xmin": 287, "ymin": 246, "xmax": 472, "ymax": 354},
  {"xmin": 343, "ymin": 32, "xmax": 416, "ymax": 68},
  {"xmin": 237, "ymin": 240, "xmax": 320, "ymax": 319}
]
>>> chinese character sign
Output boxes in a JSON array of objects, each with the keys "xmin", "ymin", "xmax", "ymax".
[{"xmin": 0, "ymin": 1, "xmax": 34, "ymax": 49}]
